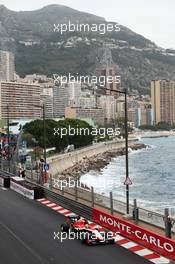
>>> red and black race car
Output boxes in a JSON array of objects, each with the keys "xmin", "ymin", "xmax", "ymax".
[{"xmin": 61, "ymin": 214, "xmax": 115, "ymax": 245}]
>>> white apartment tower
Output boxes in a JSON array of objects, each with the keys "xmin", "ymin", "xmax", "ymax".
[{"xmin": 0, "ymin": 51, "xmax": 15, "ymax": 81}]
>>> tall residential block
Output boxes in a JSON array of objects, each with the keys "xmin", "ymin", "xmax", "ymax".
[
  {"xmin": 151, "ymin": 80, "xmax": 175, "ymax": 124},
  {"xmin": 53, "ymin": 84, "xmax": 69, "ymax": 118},
  {"xmin": 0, "ymin": 51, "xmax": 15, "ymax": 81},
  {"xmin": 53, "ymin": 82, "xmax": 82, "ymax": 118},
  {"xmin": 40, "ymin": 87, "xmax": 53, "ymax": 118},
  {"xmin": 0, "ymin": 82, "xmax": 41, "ymax": 119}
]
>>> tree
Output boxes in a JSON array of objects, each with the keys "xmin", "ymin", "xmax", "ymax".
[{"xmin": 23, "ymin": 118, "xmax": 94, "ymax": 152}]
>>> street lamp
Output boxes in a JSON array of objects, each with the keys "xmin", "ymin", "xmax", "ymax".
[
  {"xmin": 32, "ymin": 104, "xmax": 47, "ymax": 185},
  {"xmin": 32, "ymin": 137, "xmax": 39, "ymax": 164},
  {"xmin": 97, "ymin": 86, "xmax": 130, "ymax": 214},
  {"xmin": 42, "ymin": 104, "xmax": 47, "ymax": 164},
  {"xmin": 7, "ymin": 104, "xmax": 10, "ymax": 171},
  {"xmin": 123, "ymin": 89, "xmax": 130, "ymax": 215}
]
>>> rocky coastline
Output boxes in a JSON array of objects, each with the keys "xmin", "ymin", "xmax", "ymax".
[{"xmin": 60, "ymin": 143, "xmax": 148, "ymax": 180}]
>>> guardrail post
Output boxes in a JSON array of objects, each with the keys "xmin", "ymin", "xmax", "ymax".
[
  {"xmin": 165, "ymin": 208, "xmax": 169, "ymax": 237},
  {"xmin": 61, "ymin": 186, "xmax": 64, "ymax": 195},
  {"xmin": 110, "ymin": 192, "xmax": 114, "ymax": 215},
  {"xmin": 13, "ymin": 163, "xmax": 17, "ymax": 175},
  {"xmin": 133, "ymin": 199, "xmax": 139, "ymax": 223},
  {"xmin": 91, "ymin": 187, "xmax": 94, "ymax": 207},
  {"xmin": 31, "ymin": 168, "xmax": 33, "ymax": 181},
  {"xmin": 75, "ymin": 178, "xmax": 78, "ymax": 201},
  {"xmin": 49, "ymin": 174, "xmax": 53, "ymax": 189},
  {"xmin": 8, "ymin": 161, "xmax": 11, "ymax": 173},
  {"xmin": 164, "ymin": 208, "xmax": 172, "ymax": 238},
  {"xmin": 36, "ymin": 171, "xmax": 39, "ymax": 184}
]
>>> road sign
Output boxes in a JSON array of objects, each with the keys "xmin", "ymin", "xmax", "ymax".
[
  {"xmin": 43, "ymin": 163, "xmax": 49, "ymax": 172},
  {"xmin": 19, "ymin": 148, "xmax": 27, "ymax": 156},
  {"xmin": 22, "ymin": 140, "xmax": 27, "ymax": 148},
  {"xmin": 124, "ymin": 177, "xmax": 132, "ymax": 185},
  {"xmin": 26, "ymin": 156, "xmax": 32, "ymax": 162}
]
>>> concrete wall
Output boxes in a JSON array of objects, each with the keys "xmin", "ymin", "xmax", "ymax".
[{"xmin": 48, "ymin": 139, "xmax": 137, "ymax": 176}]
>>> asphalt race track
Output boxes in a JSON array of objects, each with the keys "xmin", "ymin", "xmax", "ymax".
[{"xmin": 0, "ymin": 188, "xmax": 151, "ymax": 264}]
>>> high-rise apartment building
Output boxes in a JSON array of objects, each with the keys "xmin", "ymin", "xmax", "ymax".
[
  {"xmin": 151, "ymin": 80, "xmax": 175, "ymax": 124},
  {"xmin": 53, "ymin": 84, "xmax": 69, "ymax": 117},
  {"xmin": 65, "ymin": 106, "xmax": 105, "ymax": 125},
  {"xmin": 0, "ymin": 82, "xmax": 41, "ymax": 119},
  {"xmin": 68, "ymin": 82, "xmax": 81, "ymax": 99},
  {"xmin": 53, "ymin": 82, "xmax": 82, "ymax": 118},
  {"xmin": 40, "ymin": 87, "xmax": 53, "ymax": 119},
  {"xmin": 0, "ymin": 51, "xmax": 15, "ymax": 81},
  {"xmin": 134, "ymin": 107, "xmax": 153, "ymax": 127}
]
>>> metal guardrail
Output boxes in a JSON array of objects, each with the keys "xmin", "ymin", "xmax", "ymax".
[
  {"xmin": 0, "ymin": 169, "xmax": 16, "ymax": 178},
  {"xmin": 25, "ymin": 169, "xmax": 174, "ymax": 231},
  {"xmin": 92, "ymin": 191, "xmax": 168, "ymax": 228},
  {"xmin": 43, "ymin": 188, "xmax": 92, "ymax": 220},
  {"xmin": 2, "ymin": 167, "xmax": 175, "ymax": 235},
  {"xmin": 0, "ymin": 169, "xmax": 93, "ymax": 220}
]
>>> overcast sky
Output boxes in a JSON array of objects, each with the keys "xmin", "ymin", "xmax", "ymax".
[{"xmin": 1, "ymin": 0, "xmax": 175, "ymax": 49}]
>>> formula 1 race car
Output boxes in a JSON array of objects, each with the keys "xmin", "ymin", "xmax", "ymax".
[{"xmin": 61, "ymin": 214, "xmax": 115, "ymax": 245}]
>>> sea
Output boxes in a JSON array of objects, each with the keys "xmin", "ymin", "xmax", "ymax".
[{"xmin": 81, "ymin": 136, "xmax": 175, "ymax": 214}]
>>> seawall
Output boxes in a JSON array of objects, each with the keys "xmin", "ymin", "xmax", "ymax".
[{"xmin": 47, "ymin": 138, "xmax": 138, "ymax": 176}]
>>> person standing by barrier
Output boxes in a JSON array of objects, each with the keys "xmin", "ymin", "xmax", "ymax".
[{"xmin": 21, "ymin": 169, "xmax": 25, "ymax": 178}]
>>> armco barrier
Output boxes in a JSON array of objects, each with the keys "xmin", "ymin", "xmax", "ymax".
[
  {"xmin": 0, "ymin": 170, "xmax": 91, "ymax": 217},
  {"xmin": 0, "ymin": 175, "xmax": 10, "ymax": 188},
  {"xmin": 11, "ymin": 179, "xmax": 35, "ymax": 199},
  {"xmin": 93, "ymin": 208, "xmax": 175, "ymax": 261},
  {"xmin": 10, "ymin": 177, "xmax": 44, "ymax": 200},
  {"xmin": 44, "ymin": 188, "xmax": 92, "ymax": 220}
]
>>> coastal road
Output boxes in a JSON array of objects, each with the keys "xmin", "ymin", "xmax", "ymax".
[{"xmin": 0, "ymin": 188, "xmax": 151, "ymax": 264}]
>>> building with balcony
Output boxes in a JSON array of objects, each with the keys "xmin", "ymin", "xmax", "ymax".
[{"xmin": 0, "ymin": 82, "xmax": 41, "ymax": 119}]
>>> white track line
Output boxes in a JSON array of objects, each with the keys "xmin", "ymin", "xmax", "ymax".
[
  {"xmin": 122, "ymin": 241, "xmax": 138, "ymax": 249},
  {"xmin": 136, "ymin": 248, "xmax": 153, "ymax": 256},
  {"xmin": 64, "ymin": 212, "xmax": 75, "ymax": 217},
  {"xmin": 46, "ymin": 203, "xmax": 56, "ymax": 207},
  {"xmin": 58, "ymin": 209, "xmax": 69, "ymax": 214},
  {"xmin": 114, "ymin": 235, "xmax": 124, "ymax": 242},
  {"xmin": 41, "ymin": 200, "xmax": 50, "ymax": 205},
  {"xmin": 151, "ymin": 257, "xmax": 170, "ymax": 264},
  {"xmin": 37, "ymin": 198, "xmax": 46, "ymax": 202},
  {"xmin": 52, "ymin": 206, "xmax": 62, "ymax": 210}
]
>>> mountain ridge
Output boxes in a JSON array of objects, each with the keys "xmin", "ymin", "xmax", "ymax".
[{"xmin": 0, "ymin": 4, "xmax": 175, "ymax": 93}]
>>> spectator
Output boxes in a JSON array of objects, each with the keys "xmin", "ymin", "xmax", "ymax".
[{"xmin": 21, "ymin": 169, "xmax": 25, "ymax": 178}]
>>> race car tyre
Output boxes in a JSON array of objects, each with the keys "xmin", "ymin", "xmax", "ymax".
[
  {"xmin": 61, "ymin": 224, "xmax": 70, "ymax": 233},
  {"xmin": 84, "ymin": 238, "xmax": 93, "ymax": 246},
  {"xmin": 108, "ymin": 239, "xmax": 115, "ymax": 244},
  {"xmin": 82, "ymin": 234, "xmax": 93, "ymax": 246}
]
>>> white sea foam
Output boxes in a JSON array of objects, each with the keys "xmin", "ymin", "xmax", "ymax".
[{"xmin": 81, "ymin": 137, "xmax": 175, "ymax": 213}]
